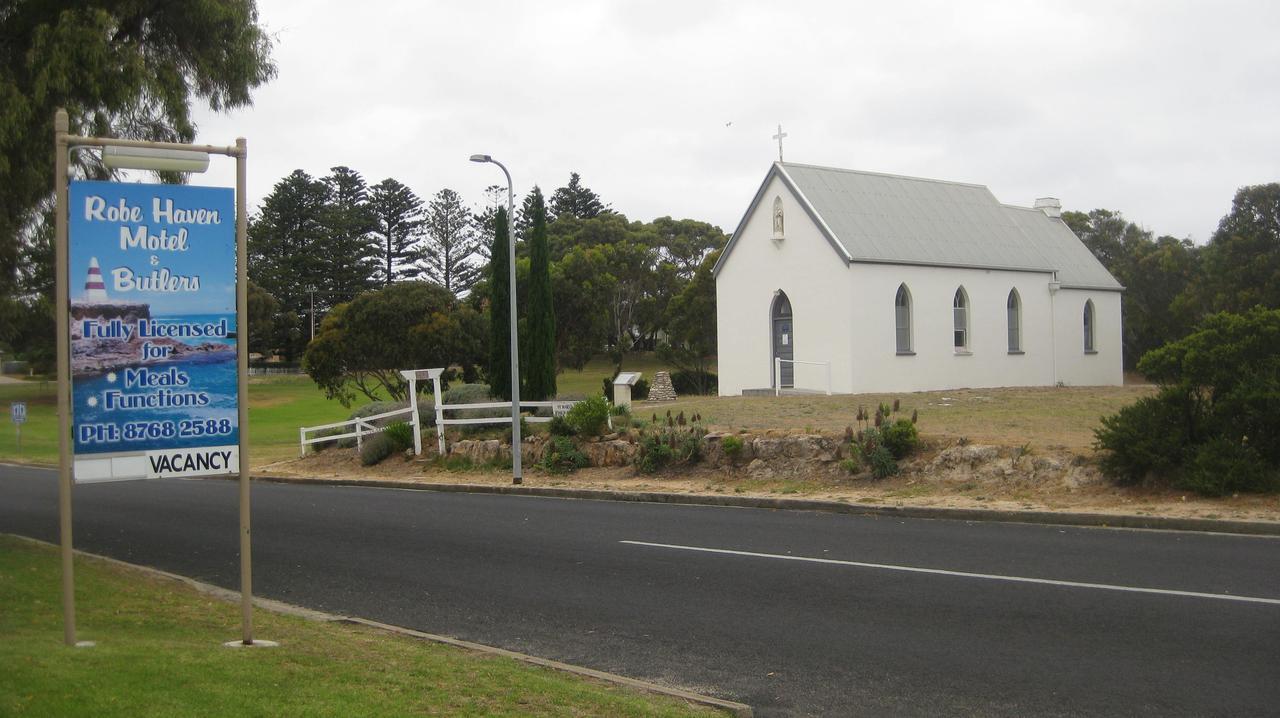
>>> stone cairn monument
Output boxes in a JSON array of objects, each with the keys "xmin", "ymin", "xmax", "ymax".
[{"xmin": 648, "ymin": 371, "xmax": 678, "ymax": 401}]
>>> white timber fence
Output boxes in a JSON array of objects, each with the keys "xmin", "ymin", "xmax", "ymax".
[
  {"xmin": 774, "ymin": 357, "xmax": 832, "ymax": 396},
  {"xmin": 299, "ymin": 368, "xmax": 577, "ymax": 458},
  {"xmin": 298, "ymin": 405, "xmax": 417, "ymax": 457}
]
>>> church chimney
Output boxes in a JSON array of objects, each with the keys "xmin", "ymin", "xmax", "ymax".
[{"xmin": 1033, "ymin": 197, "xmax": 1062, "ymax": 219}]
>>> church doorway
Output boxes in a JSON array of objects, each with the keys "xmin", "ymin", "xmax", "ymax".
[{"xmin": 772, "ymin": 291, "xmax": 794, "ymax": 388}]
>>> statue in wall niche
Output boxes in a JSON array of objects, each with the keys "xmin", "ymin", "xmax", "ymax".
[{"xmin": 772, "ymin": 196, "xmax": 784, "ymax": 239}]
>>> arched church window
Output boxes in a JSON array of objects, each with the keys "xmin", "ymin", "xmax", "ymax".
[
  {"xmin": 953, "ymin": 287, "xmax": 970, "ymax": 351},
  {"xmin": 895, "ymin": 284, "xmax": 913, "ymax": 353},
  {"xmin": 1084, "ymin": 299, "xmax": 1096, "ymax": 352},
  {"xmin": 1007, "ymin": 289, "xmax": 1022, "ymax": 352}
]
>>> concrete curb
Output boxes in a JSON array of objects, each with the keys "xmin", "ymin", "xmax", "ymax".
[
  {"xmin": 250, "ymin": 474, "xmax": 1280, "ymax": 537},
  {"xmin": 5, "ymin": 533, "xmax": 751, "ymax": 718}
]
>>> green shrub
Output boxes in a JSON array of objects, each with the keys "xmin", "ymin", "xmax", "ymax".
[
  {"xmin": 637, "ymin": 434, "xmax": 674, "ymax": 474},
  {"xmin": 337, "ymin": 401, "xmax": 410, "ymax": 448},
  {"xmin": 868, "ymin": 445, "xmax": 899, "ymax": 479},
  {"xmin": 672, "ymin": 429, "xmax": 704, "ymax": 463},
  {"xmin": 609, "ymin": 403, "xmax": 631, "ymax": 417},
  {"xmin": 541, "ymin": 436, "xmax": 590, "ymax": 474},
  {"xmin": 1094, "ymin": 308, "xmax": 1280, "ymax": 495},
  {"xmin": 636, "ymin": 427, "xmax": 704, "ymax": 473},
  {"xmin": 359, "ymin": 433, "xmax": 394, "ymax": 466},
  {"xmin": 566, "ymin": 395, "xmax": 611, "ymax": 436},
  {"xmin": 721, "ymin": 435, "xmax": 743, "ymax": 462},
  {"xmin": 548, "ymin": 415, "xmax": 576, "ymax": 436},
  {"xmin": 1094, "ymin": 388, "xmax": 1197, "ymax": 485},
  {"xmin": 1177, "ymin": 438, "xmax": 1277, "ymax": 497},
  {"xmin": 839, "ymin": 458, "xmax": 859, "ymax": 474},
  {"xmin": 880, "ymin": 419, "xmax": 919, "ymax": 460},
  {"xmin": 382, "ymin": 421, "xmax": 415, "ymax": 452},
  {"xmin": 670, "ymin": 370, "xmax": 718, "ymax": 396}
]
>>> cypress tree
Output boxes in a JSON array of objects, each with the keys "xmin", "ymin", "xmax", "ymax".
[
  {"xmin": 524, "ymin": 189, "xmax": 557, "ymax": 400},
  {"xmin": 488, "ymin": 207, "xmax": 511, "ymax": 400}
]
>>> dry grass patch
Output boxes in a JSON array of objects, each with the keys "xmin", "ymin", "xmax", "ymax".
[{"xmin": 633, "ymin": 385, "xmax": 1156, "ymax": 452}]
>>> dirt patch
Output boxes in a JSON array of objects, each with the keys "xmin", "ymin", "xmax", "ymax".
[{"xmin": 264, "ymin": 437, "xmax": 1280, "ymax": 525}]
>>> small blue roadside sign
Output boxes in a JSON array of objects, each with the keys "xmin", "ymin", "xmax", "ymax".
[{"xmin": 11, "ymin": 402, "xmax": 26, "ymax": 424}]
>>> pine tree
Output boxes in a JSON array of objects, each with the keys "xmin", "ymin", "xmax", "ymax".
[
  {"xmin": 247, "ymin": 170, "xmax": 330, "ymax": 319},
  {"xmin": 549, "ymin": 172, "xmax": 609, "ymax": 220},
  {"xmin": 488, "ymin": 207, "xmax": 512, "ymax": 400},
  {"xmin": 322, "ymin": 166, "xmax": 378, "ymax": 303},
  {"xmin": 524, "ymin": 188, "xmax": 557, "ymax": 400},
  {"xmin": 471, "ymin": 184, "xmax": 504, "ymax": 262},
  {"xmin": 369, "ymin": 178, "xmax": 425, "ymax": 285},
  {"xmin": 420, "ymin": 188, "xmax": 483, "ymax": 294},
  {"xmin": 247, "ymin": 169, "xmax": 331, "ymax": 359}
]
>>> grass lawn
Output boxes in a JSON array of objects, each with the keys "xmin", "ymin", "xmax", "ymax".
[
  {"xmin": 635, "ymin": 384, "xmax": 1156, "ymax": 453},
  {"xmin": 0, "ymin": 376, "xmax": 362, "ymax": 468},
  {"xmin": 555, "ymin": 353, "xmax": 682, "ymax": 398},
  {"xmin": 0, "ymin": 380, "xmax": 58, "ymax": 466},
  {"xmin": 0, "ymin": 355, "xmax": 1138, "ymax": 468},
  {"xmin": 0, "ymin": 354, "xmax": 687, "ymax": 468},
  {"xmin": 0, "ymin": 535, "xmax": 718, "ymax": 718}
]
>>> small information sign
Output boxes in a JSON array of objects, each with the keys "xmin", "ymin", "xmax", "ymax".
[{"xmin": 11, "ymin": 402, "xmax": 26, "ymax": 424}]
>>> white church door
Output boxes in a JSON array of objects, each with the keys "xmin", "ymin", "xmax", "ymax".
[{"xmin": 772, "ymin": 292, "xmax": 794, "ymax": 388}]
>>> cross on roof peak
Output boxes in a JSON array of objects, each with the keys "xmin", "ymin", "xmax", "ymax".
[{"xmin": 772, "ymin": 124, "xmax": 788, "ymax": 162}]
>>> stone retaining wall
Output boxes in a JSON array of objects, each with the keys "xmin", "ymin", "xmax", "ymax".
[{"xmin": 445, "ymin": 431, "xmax": 1103, "ymax": 489}]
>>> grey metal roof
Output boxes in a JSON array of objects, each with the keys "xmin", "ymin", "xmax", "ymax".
[
  {"xmin": 715, "ymin": 162, "xmax": 1121, "ymax": 290},
  {"xmin": 1000, "ymin": 204, "xmax": 1122, "ymax": 289}
]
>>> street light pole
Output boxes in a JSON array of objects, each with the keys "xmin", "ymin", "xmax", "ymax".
[{"xmin": 469, "ymin": 154, "xmax": 522, "ymax": 484}]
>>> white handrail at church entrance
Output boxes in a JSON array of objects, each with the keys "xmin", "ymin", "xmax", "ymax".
[{"xmin": 774, "ymin": 357, "xmax": 832, "ymax": 396}]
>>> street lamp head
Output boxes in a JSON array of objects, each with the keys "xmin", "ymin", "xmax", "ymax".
[
  {"xmin": 469, "ymin": 154, "xmax": 492, "ymax": 163},
  {"xmin": 103, "ymin": 145, "xmax": 210, "ymax": 173}
]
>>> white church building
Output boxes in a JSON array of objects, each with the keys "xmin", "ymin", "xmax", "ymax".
[{"xmin": 713, "ymin": 162, "xmax": 1124, "ymax": 395}]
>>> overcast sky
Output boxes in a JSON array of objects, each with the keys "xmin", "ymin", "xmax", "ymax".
[{"xmin": 189, "ymin": 0, "xmax": 1280, "ymax": 244}]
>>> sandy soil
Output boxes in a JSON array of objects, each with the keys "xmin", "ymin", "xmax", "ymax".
[{"xmin": 261, "ymin": 448, "xmax": 1280, "ymax": 525}]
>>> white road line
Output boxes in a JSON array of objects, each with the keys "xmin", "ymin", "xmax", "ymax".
[{"xmin": 620, "ymin": 540, "xmax": 1280, "ymax": 606}]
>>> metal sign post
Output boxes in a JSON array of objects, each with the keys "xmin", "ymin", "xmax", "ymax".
[
  {"xmin": 53, "ymin": 109, "xmax": 267, "ymax": 648},
  {"xmin": 11, "ymin": 402, "xmax": 26, "ymax": 453}
]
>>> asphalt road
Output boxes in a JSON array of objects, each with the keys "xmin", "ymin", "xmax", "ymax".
[{"xmin": 2, "ymin": 465, "xmax": 1278, "ymax": 716}]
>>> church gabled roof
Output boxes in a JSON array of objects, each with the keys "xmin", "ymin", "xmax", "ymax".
[{"xmin": 713, "ymin": 162, "xmax": 1123, "ymax": 291}]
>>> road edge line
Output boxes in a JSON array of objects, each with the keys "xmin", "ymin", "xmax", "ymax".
[
  {"xmin": 247, "ymin": 475, "xmax": 1280, "ymax": 537},
  {"xmin": 4, "ymin": 533, "xmax": 753, "ymax": 718}
]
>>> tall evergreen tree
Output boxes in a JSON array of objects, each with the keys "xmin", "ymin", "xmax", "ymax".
[
  {"xmin": 420, "ymin": 188, "xmax": 483, "ymax": 294},
  {"xmin": 471, "ymin": 184, "xmax": 504, "ymax": 263},
  {"xmin": 246, "ymin": 169, "xmax": 331, "ymax": 358},
  {"xmin": 322, "ymin": 166, "xmax": 378, "ymax": 303},
  {"xmin": 488, "ymin": 208, "xmax": 512, "ymax": 400},
  {"xmin": 524, "ymin": 188, "xmax": 557, "ymax": 400},
  {"xmin": 549, "ymin": 172, "xmax": 609, "ymax": 220},
  {"xmin": 369, "ymin": 178, "xmax": 425, "ymax": 285},
  {"xmin": 515, "ymin": 188, "xmax": 540, "ymax": 243}
]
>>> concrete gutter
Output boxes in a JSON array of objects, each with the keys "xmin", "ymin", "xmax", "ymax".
[
  {"xmin": 251, "ymin": 474, "xmax": 1280, "ymax": 537},
  {"xmin": 7, "ymin": 533, "xmax": 752, "ymax": 718}
]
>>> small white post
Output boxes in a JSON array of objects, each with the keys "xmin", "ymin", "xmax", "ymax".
[
  {"xmin": 433, "ymin": 372, "xmax": 445, "ymax": 455},
  {"xmin": 299, "ymin": 427, "xmax": 306, "ymax": 457},
  {"xmin": 407, "ymin": 374, "xmax": 422, "ymax": 456},
  {"xmin": 774, "ymin": 357, "xmax": 781, "ymax": 397},
  {"xmin": 826, "ymin": 361, "xmax": 832, "ymax": 395}
]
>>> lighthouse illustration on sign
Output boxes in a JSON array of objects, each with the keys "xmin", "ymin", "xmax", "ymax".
[{"xmin": 84, "ymin": 257, "xmax": 109, "ymax": 302}]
